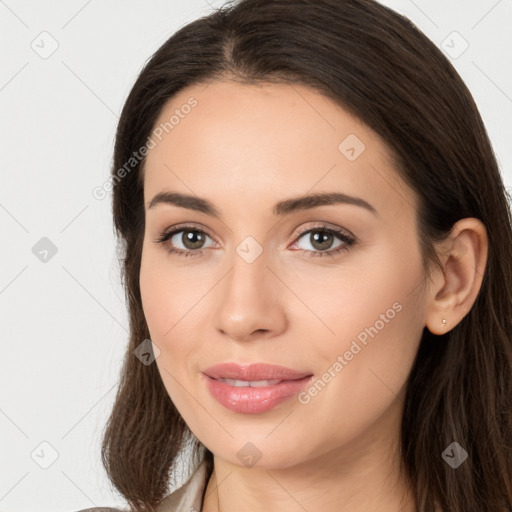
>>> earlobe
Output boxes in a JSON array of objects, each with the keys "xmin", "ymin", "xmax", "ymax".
[{"xmin": 424, "ymin": 218, "xmax": 488, "ymax": 336}]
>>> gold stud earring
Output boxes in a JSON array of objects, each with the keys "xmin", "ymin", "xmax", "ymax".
[{"xmin": 442, "ymin": 319, "xmax": 447, "ymax": 326}]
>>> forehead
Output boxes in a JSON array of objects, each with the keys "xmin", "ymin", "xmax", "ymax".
[{"xmin": 142, "ymin": 80, "xmax": 416, "ymax": 219}]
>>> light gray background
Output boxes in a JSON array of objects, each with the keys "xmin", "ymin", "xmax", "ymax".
[{"xmin": 1, "ymin": 1, "xmax": 511, "ymax": 511}]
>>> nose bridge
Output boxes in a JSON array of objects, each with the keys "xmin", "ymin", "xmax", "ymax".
[
  {"xmin": 224, "ymin": 237, "xmax": 273, "ymax": 304},
  {"xmin": 222, "ymin": 220, "xmax": 271, "ymax": 286},
  {"xmin": 213, "ymin": 236, "xmax": 286, "ymax": 339}
]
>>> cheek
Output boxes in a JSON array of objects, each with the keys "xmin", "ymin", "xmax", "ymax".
[
  {"xmin": 291, "ymin": 305, "xmax": 423, "ymax": 461},
  {"xmin": 294, "ymin": 249, "xmax": 425, "ymax": 441},
  {"xmin": 139, "ymin": 256, "xmax": 198, "ymax": 417},
  {"xmin": 285, "ymin": 241, "xmax": 423, "ymax": 355},
  {"xmin": 139, "ymin": 247, "xmax": 205, "ymax": 341},
  {"xmin": 139, "ymin": 248, "xmax": 212, "ymax": 392}
]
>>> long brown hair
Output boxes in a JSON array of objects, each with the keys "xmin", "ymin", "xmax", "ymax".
[{"xmin": 101, "ymin": 1, "xmax": 512, "ymax": 510}]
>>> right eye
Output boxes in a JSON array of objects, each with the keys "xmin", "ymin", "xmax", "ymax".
[{"xmin": 154, "ymin": 225, "xmax": 216, "ymax": 257}]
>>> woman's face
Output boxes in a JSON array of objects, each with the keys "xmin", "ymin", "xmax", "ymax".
[{"xmin": 139, "ymin": 80, "xmax": 428, "ymax": 469}]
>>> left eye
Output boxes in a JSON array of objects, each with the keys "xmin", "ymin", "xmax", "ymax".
[{"xmin": 290, "ymin": 227, "xmax": 355, "ymax": 256}]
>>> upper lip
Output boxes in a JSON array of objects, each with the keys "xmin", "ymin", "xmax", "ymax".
[{"xmin": 203, "ymin": 363, "xmax": 313, "ymax": 381}]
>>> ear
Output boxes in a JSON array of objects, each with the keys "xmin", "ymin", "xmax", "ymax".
[{"xmin": 424, "ymin": 218, "xmax": 488, "ymax": 335}]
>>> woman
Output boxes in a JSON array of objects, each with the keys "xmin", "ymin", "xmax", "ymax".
[{"xmin": 80, "ymin": 0, "xmax": 512, "ymax": 510}]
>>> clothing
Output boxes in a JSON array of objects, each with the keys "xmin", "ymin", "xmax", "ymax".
[
  {"xmin": 74, "ymin": 458, "xmax": 208, "ymax": 512},
  {"xmin": 157, "ymin": 458, "xmax": 208, "ymax": 512}
]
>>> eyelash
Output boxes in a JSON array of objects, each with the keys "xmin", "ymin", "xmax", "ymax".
[{"xmin": 153, "ymin": 223, "xmax": 356, "ymax": 258}]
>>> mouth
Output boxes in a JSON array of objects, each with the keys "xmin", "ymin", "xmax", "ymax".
[{"xmin": 202, "ymin": 362, "xmax": 314, "ymax": 414}]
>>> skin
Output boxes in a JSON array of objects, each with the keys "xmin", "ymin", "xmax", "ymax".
[{"xmin": 139, "ymin": 80, "xmax": 488, "ymax": 512}]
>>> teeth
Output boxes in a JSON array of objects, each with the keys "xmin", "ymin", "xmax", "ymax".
[{"xmin": 217, "ymin": 378, "xmax": 282, "ymax": 387}]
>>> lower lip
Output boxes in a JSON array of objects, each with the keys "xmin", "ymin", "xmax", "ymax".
[{"xmin": 203, "ymin": 375, "xmax": 314, "ymax": 414}]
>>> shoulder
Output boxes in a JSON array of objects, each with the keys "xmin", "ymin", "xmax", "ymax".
[{"xmin": 73, "ymin": 459, "xmax": 209, "ymax": 512}]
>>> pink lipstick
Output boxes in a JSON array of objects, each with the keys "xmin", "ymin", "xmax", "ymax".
[{"xmin": 202, "ymin": 363, "xmax": 314, "ymax": 414}]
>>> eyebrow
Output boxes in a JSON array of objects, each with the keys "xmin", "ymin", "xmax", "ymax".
[{"xmin": 147, "ymin": 191, "xmax": 378, "ymax": 217}]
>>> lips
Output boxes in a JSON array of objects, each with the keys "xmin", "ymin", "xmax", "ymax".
[
  {"xmin": 202, "ymin": 362, "xmax": 314, "ymax": 414},
  {"xmin": 202, "ymin": 362, "xmax": 312, "ymax": 382}
]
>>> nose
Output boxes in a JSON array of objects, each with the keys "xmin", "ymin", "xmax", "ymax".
[{"xmin": 213, "ymin": 247, "xmax": 288, "ymax": 343}]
